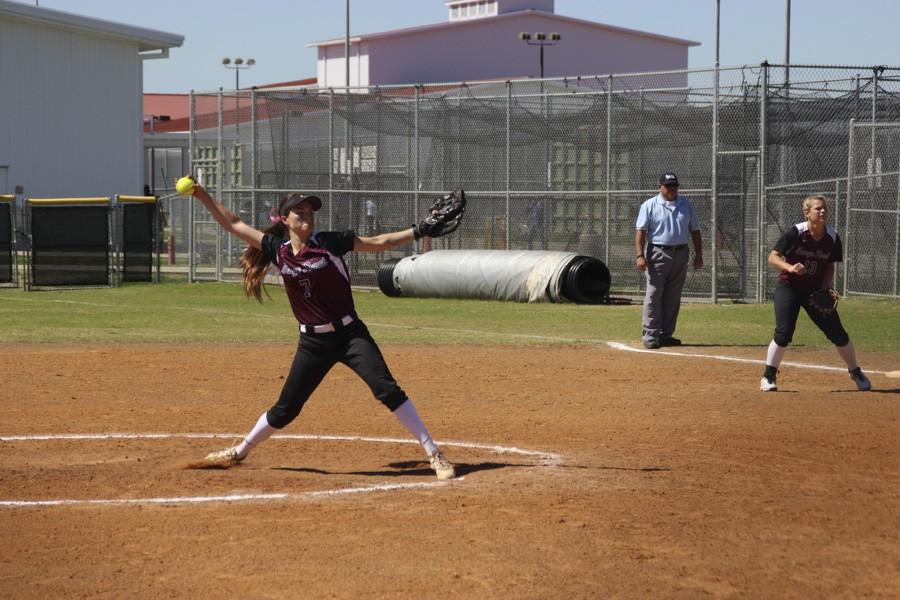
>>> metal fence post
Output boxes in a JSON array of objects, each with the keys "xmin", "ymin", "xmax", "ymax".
[
  {"xmin": 894, "ymin": 147, "xmax": 900, "ymax": 296},
  {"xmin": 639, "ymin": 87, "xmax": 644, "ymax": 186},
  {"xmin": 506, "ymin": 80, "xmax": 511, "ymax": 251},
  {"xmin": 758, "ymin": 62, "xmax": 769, "ymax": 303},
  {"xmin": 348, "ymin": 88, "xmax": 354, "ymax": 235},
  {"xmin": 844, "ymin": 118, "xmax": 855, "ymax": 296},
  {"xmin": 216, "ymin": 88, "xmax": 224, "ymax": 281},
  {"xmin": 711, "ymin": 65, "xmax": 720, "ymax": 303},
  {"xmin": 250, "ymin": 88, "xmax": 257, "ymax": 229},
  {"xmin": 605, "ymin": 74, "xmax": 612, "ymax": 265},
  {"xmin": 414, "ymin": 85, "xmax": 420, "ymax": 243},
  {"xmin": 188, "ymin": 90, "xmax": 195, "ymax": 283},
  {"xmin": 328, "ymin": 88, "xmax": 334, "ymax": 231},
  {"xmin": 833, "ymin": 178, "xmax": 842, "ymax": 293},
  {"xmin": 872, "ymin": 67, "xmax": 879, "ymax": 172}
]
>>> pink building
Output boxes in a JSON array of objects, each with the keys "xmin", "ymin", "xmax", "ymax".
[{"xmin": 309, "ymin": 0, "xmax": 699, "ymax": 87}]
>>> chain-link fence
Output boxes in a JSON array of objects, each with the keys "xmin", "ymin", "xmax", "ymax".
[
  {"xmin": 180, "ymin": 63, "xmax": 900, "ymax": 301},
  {"xmin": 846, "ymin": 120, "xmax": 900, "ymax": 297}
]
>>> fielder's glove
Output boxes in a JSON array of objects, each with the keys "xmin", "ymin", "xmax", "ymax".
[
  {"xmin": 808, "ymin": 287, "xmax": 839, "ymax": 315},
  {"xmin": 413, "ymin": 190, "xmax": 466, "ymax": 239}
]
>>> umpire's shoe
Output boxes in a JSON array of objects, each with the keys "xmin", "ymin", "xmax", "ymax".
[
  {"xmin": 429, "ymin": 449, "xmax": 456, "ymax": 480},
  {"xmin": 203, "ymin": 445, "xmax": 244, "ymax": 468},
  {"xmin": 849, "ymin": 367, "xmax": 872, "ymax": 391}
]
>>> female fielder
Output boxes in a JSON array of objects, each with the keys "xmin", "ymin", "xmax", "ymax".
[
  {"xmin": 760, "ymin": 195, "xmax": 871, "ymax": 392},
  {"xmin": 192, "ymin": 184, "xmax": 456, "ymax": 479}
]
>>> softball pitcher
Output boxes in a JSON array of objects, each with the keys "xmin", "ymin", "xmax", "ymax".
[{"xmin": 189, "ymin": 182, "xmax": 465, "ymax": 479}]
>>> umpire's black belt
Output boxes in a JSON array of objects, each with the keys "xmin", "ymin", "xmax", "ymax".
[
  {"xmin": 300, "ymin": 314, "xmax": 355, "ymax": 334},
  {"xmin": 650, "ymin": 243, "xmax": 687, "ymax": 251}
]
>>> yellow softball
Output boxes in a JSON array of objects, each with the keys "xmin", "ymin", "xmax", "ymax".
[{"xmin": 175, "ymin": 176, "xmax": 195, "ymax": 196}]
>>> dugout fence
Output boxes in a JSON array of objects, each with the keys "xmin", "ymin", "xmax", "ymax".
[
  {"xmin": 183, "ymin": 63, "xmax": 900, "ymax": 301},
  {"xmin": 0, "ymin": 196, "xmax": 16, "ymax": 288},
  {"xmin": 20, "ymin": 196, "xmax": 160, "ymax": 291},
  {"xmin": 116, "ymin": 195, "xmax": 160, "ymax": 284}
]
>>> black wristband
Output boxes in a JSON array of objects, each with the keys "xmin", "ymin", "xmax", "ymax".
[{"xmin": 412, "ymin": 225, "xmax": 422, "ymax": 240}]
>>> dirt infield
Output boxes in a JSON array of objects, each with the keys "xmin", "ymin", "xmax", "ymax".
[{"xmin": 1, "ymin": 343, "xmax": 898, "ymax": 599}]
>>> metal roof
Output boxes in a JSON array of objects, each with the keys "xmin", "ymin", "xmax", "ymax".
[
  {"xmin": 0, "ymin": 0, "xmax": 183, "ymax": 52},
  {"xmin": 308, "ymin": 9, "xmax": 698, "ymax": 49}
]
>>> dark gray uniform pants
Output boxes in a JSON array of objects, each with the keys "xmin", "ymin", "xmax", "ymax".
[
  {"xmin": 267, "ymin": 320, "xmax": 408, "ymax": 429},
  {"xmin": 642, "ymin": 245, "xmax": 689, "ymax": 343}
]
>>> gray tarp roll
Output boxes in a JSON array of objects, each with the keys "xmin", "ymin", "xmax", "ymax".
[{"xmin": 377, "ymin": 250, "xmax": 610, "ymax": 304}]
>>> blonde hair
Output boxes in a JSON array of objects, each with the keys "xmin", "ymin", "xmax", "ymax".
[{"xmin": 802, "ymin": 194, "xmax": 828, "ymax": 214}]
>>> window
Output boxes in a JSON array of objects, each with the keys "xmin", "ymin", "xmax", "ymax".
[
  {"xmin": 193, "ymin": 146, "xmax": 219, "ymax": 188},
  {"xmin": 333, "ymin": 145, "xmax": 377, "ymax": 175}
]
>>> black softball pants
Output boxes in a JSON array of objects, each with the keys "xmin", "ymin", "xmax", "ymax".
[
  {"xmin": 266, "ymin": 320, "xmax": 408, "ymax": 429},
  {"xmin": 772, "ymin": 283, "xmax": 849, "ymax": 348}
]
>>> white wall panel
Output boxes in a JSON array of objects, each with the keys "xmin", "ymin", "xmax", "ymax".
[
  {"xmin": 317, "ymin": 43, "xmax": 370, "ymax": 88},
  {"xmin": 367, "ymin": 14, "xmax": 689, "ymax": 86},
  {"xmin": 0, "ymin": 17, "xmax": 142, "ymax": 198}
]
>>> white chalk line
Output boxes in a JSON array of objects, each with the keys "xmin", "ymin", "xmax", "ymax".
[
  {"xmin": 0, "ymin": 432, "xmax": 561, "ymax": 508},
  {"xmin": 0, "ymin": 482, "xmax": 454, "ymax": 508},
  {"xmin": 606, "ymin": 341, "xmax": 889, "ymax": 375}
]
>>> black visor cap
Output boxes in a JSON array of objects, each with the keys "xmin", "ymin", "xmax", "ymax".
[{"xmin": 279, "ymin": 193, "xmax": 322, "ymax": 216}]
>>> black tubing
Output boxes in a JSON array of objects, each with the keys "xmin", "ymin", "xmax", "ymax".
[
  {"xmin": 559, "ymin": 256, "xmax": 611, "ymax": 304},
  {"xmin": 376, "ymin": 257, "xmax": 403, "ymax": 297}
]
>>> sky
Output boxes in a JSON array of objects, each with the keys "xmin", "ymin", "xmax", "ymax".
[{"xmin": 25, "ymin": 0, "xmax": 900, "ymax": 93}]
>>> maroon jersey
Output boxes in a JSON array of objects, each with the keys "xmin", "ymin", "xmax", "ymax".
[
  {"xmin": 773, "ymin": 222, "xmax": 842, "ymax": 291},
  {"xmin": 262, "ymin": 230, "xmax": 357, "ymax": 325}
]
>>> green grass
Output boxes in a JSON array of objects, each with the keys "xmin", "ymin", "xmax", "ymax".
[{"xmin": 0, "ymin": 282, "xmax": 898, "ymax": 353}]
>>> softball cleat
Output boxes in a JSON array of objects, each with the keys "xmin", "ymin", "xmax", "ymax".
[
  {"xmin": 202, "ymin": 445, "xmax": 244, "ymax": 468},
  {"xmin": 849, "ymin": 367, "xmax": 871, "ymax": 391},
  {"xmin": 760, "ymin": 375, "xmax": 778, "ymax": 392},
  {"xmin": 429, "ymin": 449, "xmax": 456, "ymax": 480}
]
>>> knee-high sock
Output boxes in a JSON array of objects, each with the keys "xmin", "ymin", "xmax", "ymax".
[
  {"xmin": 392, "ymin": 399, "xmax": 438, "ymax": 457},
  {"xmin": 835, "ymin": 340, "xmax": 859, "ymax": 371},
  {"xmin": 235, "ymin": 412, "xmax": 277, "ymax": 459},
  {"xmin": 766, "ymin": 340, "xmax": 787, "ymax": 369}
]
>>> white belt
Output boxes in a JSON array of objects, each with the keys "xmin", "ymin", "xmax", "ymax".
[{"xmin": 300, "ymin": 314, "xmax": 354, "ymax": 334}]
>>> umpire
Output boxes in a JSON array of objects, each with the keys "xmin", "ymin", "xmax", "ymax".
[{"xmin": 635, "ymin": 173, "xmax": 703, "ymax": 349}]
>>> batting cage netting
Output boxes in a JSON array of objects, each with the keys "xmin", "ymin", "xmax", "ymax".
[
  {"xmin": 181, "ymin": 63, "xmax": 900, "ymax": 300},
  {"xmin": 28, "ymin": 201, "xmax": 111, "ymax": 288}
]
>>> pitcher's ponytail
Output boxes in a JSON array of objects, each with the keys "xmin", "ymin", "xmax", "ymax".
[{"xmin": 241, "ymin": 220, "xmax": 286, "ymax": 302}]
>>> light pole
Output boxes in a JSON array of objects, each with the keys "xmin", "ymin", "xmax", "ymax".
[
  {"xmin": 222, "ymin": 57, "xmax": 255, "ymax": 142},
  {"xmin": 518, "ymin": 32, "xmax": 561, "ymax": 250},
  {"xmin": 518, "ymin": 31, "xmax": 561, "ymax": 79},
  {"xmin": 221, "ymin": 57, "xmax": 254, "ymax": 261}
]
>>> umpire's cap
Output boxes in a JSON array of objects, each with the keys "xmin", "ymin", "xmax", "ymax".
[
  {"xmin": 279, "ymin": 192, "xmax": 322, "ymax": 215},
  {"xmin": 659, "ymin": 172, "xmax": 679, "ymax": 186}
]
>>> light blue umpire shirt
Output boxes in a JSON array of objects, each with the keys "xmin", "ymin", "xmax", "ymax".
[{"xmin": 635, "ymin": 193, "xmax": 700, "ymax": 246}]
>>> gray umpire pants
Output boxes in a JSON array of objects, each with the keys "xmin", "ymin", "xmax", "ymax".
[{"xmin": 642, "ymin": 245, "xmax": 689, "ymax": 343}]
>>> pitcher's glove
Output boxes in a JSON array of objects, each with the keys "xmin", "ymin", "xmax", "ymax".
[
  {"xmin": 412, "ymin": 190, "xmax": 466, "ymax": 239},
  {"xmin": 808, "ymin": 287, "xmax": 839, "ymax": 315}
]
